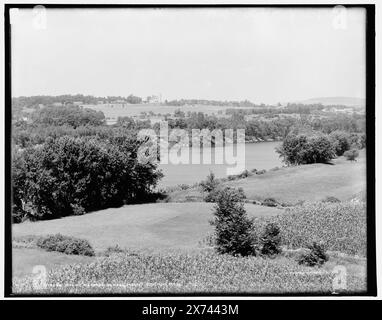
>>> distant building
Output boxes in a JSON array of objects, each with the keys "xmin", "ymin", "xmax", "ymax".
[
  {"xmin": 52, "ymin": 102, "xmax": 63, "ymax": 107},
  {"xmin": 146, "ymin": 95, "xmax": 160, "ymax": 103},
  {"xmin": 73, "ymin": 101, "xmax": 83, "ymax": 106}
]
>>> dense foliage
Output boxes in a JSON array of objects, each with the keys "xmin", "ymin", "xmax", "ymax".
[
  {"xmin": 210, "ymin": 187, "xmax": 256, "ymax": 256},
  {"xmin": 31, "ymin": 105, "xmax": 106, "ymax": 128},
  {"xmin": 297, "ymin": 242, "xmax": 329, "ymax": 267},
  {"xmin": 344, "ymin": 149, "xmax": 360, "ymax": 161},
  {"xmin": 12, "ymin": 134, "xmax": 162, "ymax": 222},
  {"xmin": 329, "ymin": 130, "xmax": 352, "ymax": 156},
  {"xmin": 276, "ymin": 133, "xmax": 336, "ymax": 165},
  {"xmin": 36, "ymin": 234, "xmax": 95, "ymax": 256},
  {"xmin": 259, "ymin": 223, "xmax": 282, "ymax": 256}
]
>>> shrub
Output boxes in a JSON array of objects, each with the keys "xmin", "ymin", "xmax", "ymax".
[
  {"xmin": 70, "ymin": 203, "xmax": 86, "ymax": 216},
  {"xmin": 276, "ymin": 133, "xmax": 336, "ymax": 165},
  {"xmin": 262, "ymin": 197, "xmax": 278, "ymax": 207},
  {"xmin": 36, "ymin": 234, "xmax": 95, "ymax": 256},
  {"xmin": 344, "ymin": 149, "xmax": 359, "ymax": 161},
  {"xmin": 349, "ymin": 133, "xmax": 366, "ymax": 149},
  {"xmin": 103, "ymin": 245, "xmax": 127, "ymax": 257},
  {"xmin": 210, "ymin": 187, "xmax": 255, "ymax": 256},
  {"xmin": 256, "ymin": 169, "xmax": 266, "ymax": 175},
  {"xmin": 322, "ymin": 196, "xmax": 341, "ymax": 203},
  {"xmin": 177, "ymin": 184, "xmax": 190, "ymax": 190},
  {"xmin": 200, "ymin": 172, "xmax": 220, "ymax": 202},
  {"xmin": 298, "ymin": 242, "xmax": 329, "ymax": 267},
  {"xmin": 12, "ymin": 135, "xmax": 162, "ymax": 221},
  {"xmin": 200, "ymin": 172, "xmax": 219, "ymax": 193},
  {"xmin": 260, "ymin": 223, "xmax": 282, "ymax": 256},
  {"xmin": 237, "ymin": 170, "xmax": 252, "ymax": 179},
  {"xmin": 31, "ymin": 105, "xmax": 106, "ymax": 128},
  {"xmin": 204, "ymin": 188, "xmax": 221, "ymax": 203},
  {"xmin": 329, "ymin": 131, "xmax": 351, "ymax": 156}
]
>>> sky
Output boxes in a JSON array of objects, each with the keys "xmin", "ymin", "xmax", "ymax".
[{"xmin": 11, "ymin": 7, "xmax": 366, "ymax": 104}]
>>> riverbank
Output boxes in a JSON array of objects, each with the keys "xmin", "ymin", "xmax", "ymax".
[{"xmin": 166, "ymin": 150, "xmax": 366, "ymax": 205}]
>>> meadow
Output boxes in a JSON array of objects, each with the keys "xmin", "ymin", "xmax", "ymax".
[
  {"xmin": 167, "ymin": 150, "xmax": 366, "ymax": 205},
  {"xmin": 12, "ymin": 196, "xmax": 366, "ymax": 294}
]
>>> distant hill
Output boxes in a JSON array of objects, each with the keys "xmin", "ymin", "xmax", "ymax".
[{"xmin": 298, "ymin": 97, "xmax": 365, "ymax": 107}]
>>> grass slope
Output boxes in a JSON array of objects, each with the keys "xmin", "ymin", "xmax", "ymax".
[
  {"xmin": 168, "ymin": 151, "xmax": 366, "ymax": 205},
  {"xmin": 13, "ymin": 202, "xmax": 282, "ymax": 252},
  {"xmin": 13, "ymin": 202, "xmax": 282, "ymax": 279}
]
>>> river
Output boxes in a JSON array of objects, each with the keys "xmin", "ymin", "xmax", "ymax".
[{"xmin": 158, "ymin": 141, "xmax": 282, "ymax": 187}]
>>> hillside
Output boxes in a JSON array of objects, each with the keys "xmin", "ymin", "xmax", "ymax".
[
  {"xmin": 168, "ymin": 150, "xmax": 366, "ymax": 205},
  {"xmin": 13, "ymin": 202, "xmax": 283, "ymax": 252}
]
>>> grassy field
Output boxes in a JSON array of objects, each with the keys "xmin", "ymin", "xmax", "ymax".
[
  {"xmin": 12, "ymin": 199, "xmax": 367, "ymax": 294},
  {"xmin": 13, "ymin": 249, "xmax": 366, "ymax": 294},
  {"xmin": 168, "ymin": 151, "xmax": 366, "ymax": 205},
  {"xmin": 13, "ymin": 203, "xmax": 283, "ymax": 252},
  {"xmin": 12, "ymin": 248, "xmax": 95, "ymax": 279},
  {"xmin": 13, "ymin": 202, "xmax": 283, "ymax": 279}
]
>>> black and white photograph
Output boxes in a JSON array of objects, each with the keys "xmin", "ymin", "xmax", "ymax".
[{"xmin": 2, "ymin": 2, "xmax": 378, "ymax": 301}]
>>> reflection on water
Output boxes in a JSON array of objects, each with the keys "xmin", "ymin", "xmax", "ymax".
[{"xmin": 158, "ymin": 141, "xmax": 282, "ymax": 187}]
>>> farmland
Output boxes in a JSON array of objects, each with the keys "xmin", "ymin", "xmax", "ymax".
[
  {"xmin": 12, "ymin": 198, "xmax": 367, "ymax": 294},
  {"xmin": 83, "ymin": 103, "xmax": 237, "ymax": 124}
]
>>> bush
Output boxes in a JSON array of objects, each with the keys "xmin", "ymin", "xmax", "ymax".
[
  {"xmin": 200, "ymin": 172, "xmax": 219, "ymax": 193},
  {"xmin": 12, "ymin": 135, "xmax": 162, "ymax": 221},
  {"xmin": 260, "ymin": 223, "xmax": 282, "ymax": 256},
  {"xmin": 237, "ymin": 170, "xmax": 252, "ymax": 179},
  {"xmin": 329, "ymin": 131, "xmax": 351, "ymax": 156},
  {"xmin": 177, "ymin": 184, "xmax": 190, "ymax": 190},
  {"xmin": 262, "ymin": 198, "xmax": 278, "ymax": 207},
  {"xmin": 37, "ymin": 234, "xmax": 95, "ymax": 256},
  {"xmin": 349, "ymin": 133, "xmax": 366, "ymax": 149},
  {"xmin": 103, "ymin": 245, "xmax": 127, "ymax": 257},
  {"xmin": 210, "ymin": 187, "xmax": 255, "ymax": 256},
  {"xmin": 256, "ymin": 169, "xmax": 266, "ymax": 175},
  {"xmin": 298, "ymin": 242, "xmax": 329, "ymax": 267},
  {"xmin": 205, "ymin": 186, "xmax": 245, "ymax": 203},
  {"xmin": 276, "ymin": 133, "xmax": 336, "ymax": 165},
  {"xmin": 204, "ymin": 188, "xmax": 221, "ymax": 203},
  {"xmin": 344, "ymin": 149, "xmax": 359, "ymax": 161},
  {"xmin": 200, "ymin": 172, "xmax": 220, "ymax": 202},
  {"xmin": 31, "ymin": 105, "xmax": 105, "ymax": 128},
  {"xmin": 70, "ymin": 203, "xmax": 86, "ymax": 216},
  {"xmin": 322, "ymin": 196, "xmax": 340, "ymax": 203}
]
